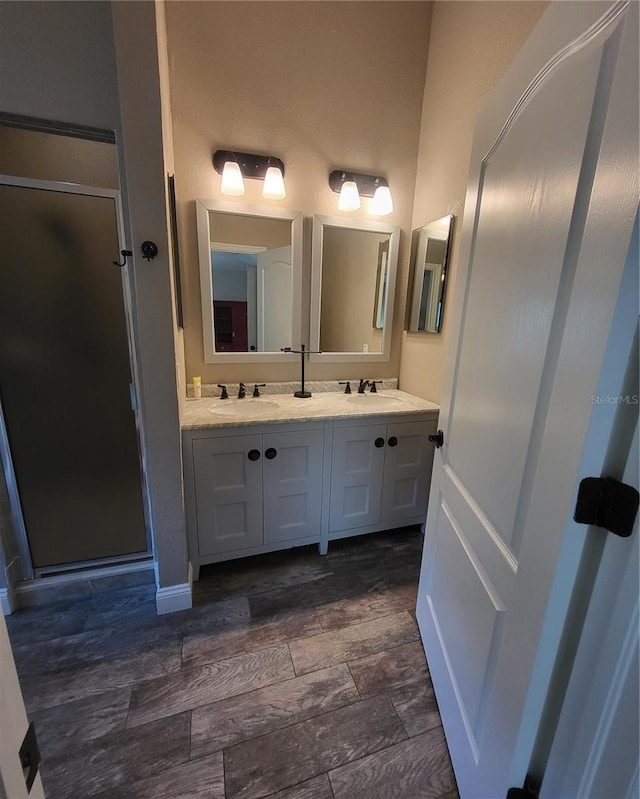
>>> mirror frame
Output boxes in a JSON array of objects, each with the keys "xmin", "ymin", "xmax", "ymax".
[
  {"xmin": 405, "ymin": 214, "xmax": 454, "ymax": 334},
  {"xmin": 196, "ymin": 199, "xmax": 303, "ymax": 363},
  {"xmin": 310, "ymin": 215, "xmax": 400, "ymax": 362}
]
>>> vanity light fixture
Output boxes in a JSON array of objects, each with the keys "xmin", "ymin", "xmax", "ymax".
[
  {"xmin": 329, "ymin": 170, "xmax": 393, "ymax": 215},
  {"xmin": 214, "ymin": 150, "xmax": 286, "ymax": 199}
]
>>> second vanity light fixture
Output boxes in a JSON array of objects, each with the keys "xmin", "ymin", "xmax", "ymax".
[
  {"xmin": 214, "ymin": 150, "xmax": 286, "ymax": 200},
  {"xmin": 329, "ymin": 170, "xmax": 394, "ymax": 215}
]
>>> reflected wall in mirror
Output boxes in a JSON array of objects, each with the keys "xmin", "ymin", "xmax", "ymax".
[
  {"xmin": 407, "ymin": 214, "xmax": 453, "ymax": 333},
  {"xmin": 196, "ymin": 200, "xmax": 302, "ymax": 362},
  {"xmin": 310, "ymin": 216, "xmax": 399, "ymax": 362}
]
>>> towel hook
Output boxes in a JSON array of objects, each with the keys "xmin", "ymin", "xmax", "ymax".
[{"xmin": 113, "ymin": 249, "xmax": 133, "ymax": 267}]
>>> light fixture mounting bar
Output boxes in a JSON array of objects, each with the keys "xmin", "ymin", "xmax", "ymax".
[
  {"xmin": 329, "ymin": 170, "xmax": 388, "ymax": 198},
  {"xmin": 213, "ymin": 150, "xmax": 285, "ymax": 180}
]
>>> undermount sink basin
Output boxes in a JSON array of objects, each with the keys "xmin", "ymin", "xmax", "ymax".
[
  {"xmin": 208, "ymin": 399, "xmax": 280, "ymax": 417},
  {"xmin": 345, "ymin": 394, "xmax": 402, "ymax": 409}
]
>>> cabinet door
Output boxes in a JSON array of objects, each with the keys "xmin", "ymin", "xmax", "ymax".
[
  {"xmin": 192, "ymin": 434, "xmax": 263, "ymax": 555},
  {"xmin": 329, "ymin": 423, "xmax": 386, "ymax": 532},
  {"xmin": 263, "ymin": 429, "xmax": 324, "ymax": 544},
  {"xmin": 381, "ymin": 420, "xmax": 436, "ymax": 526}
]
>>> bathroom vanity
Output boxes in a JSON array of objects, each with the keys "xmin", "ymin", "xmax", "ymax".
[{"xmin": 182, "ymin": 389, "xmax": 439, "ymax": 579}]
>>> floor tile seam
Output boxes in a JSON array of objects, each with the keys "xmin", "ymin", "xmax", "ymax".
[
  {"xmin": 28, "ymin": 676, "xmax": 143, "ymax": 718},
  {"xmin": 315, "ymin": 603, "xmax": 418, "ymax": 633},
  {"xmin": 344, "ymin": 634, "xmax": 425, "ymax": 672},
  {"xmin": 287, "ymin": 608, "xmax": 415, "ymax": 652},
  {"xmin": 127, "ymin": 663, "xmax": 300, "ymax": 730},
  {"xmin": 133, "ymin": 640, "xmax": 293, "ymax": 699},
  {"xmin": 216, "ymin": 691, "xmax": 368, "ymax": 758},
  {"xmin": 234, "ymin": 572, "xmax": 336, "ymax": 603},
  {"xmin": 188, "ymin": 659, "xmax": 359, "ymax": 728},
  {"xmin": 345, "ymin": 661, "xmax": 361, "ymax": 700},
  {"xmin": 325, "ymin": 722, "xmax": 414, "ymax": 793},
  {"xmin": 181, "ymin": 624, "xmax": 325, "ymax": 669},
  {"xmin": 189, "ymin": 689, "xmax": 365, "ymax": 763},
  {"xmin": 292, "ymin": 628, "xmax": 423, "ymax": 678}
]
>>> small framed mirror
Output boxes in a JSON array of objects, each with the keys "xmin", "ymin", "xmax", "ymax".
[
  {"xmin": 310, "ymin": 215, "xmax": 399, "ymax": 362},
  {"xmin": 196, "ymin": 199, "xmax": 302, "ymax": 362},
  {"xmin": 406, "ymin": 214, "xmax": 453, "ymax": 333}
]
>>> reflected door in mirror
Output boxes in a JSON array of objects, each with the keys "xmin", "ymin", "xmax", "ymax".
[
  {"xmin": 408, "ymin": 215, "xmax": 453, "ymax": 333},
  {"xmin": 209, "ymin": 211, "xmax": 293, "ymax": 353}
]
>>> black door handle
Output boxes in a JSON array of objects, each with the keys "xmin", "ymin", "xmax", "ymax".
[
  {"xmin": 265, "ymin": 447, "xmax": 277, "ymax": 460},
  {"xmin": 374, "ymin": 437, "xmax": 385, "ymax": 448},
  {"xmin": 428, "ymin": 430, "xmax": 444, "ymax": 448},
  {"xmin": 388, "ymin": 436, "xmax": 398, "ymax": 447},
  {"xmin": 247, "ymin": 449, "xmax": 261, "ymax": 461}
]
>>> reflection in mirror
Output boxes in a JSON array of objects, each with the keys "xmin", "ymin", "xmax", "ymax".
[
  {"xmin": 311, "ymin": 216, "xmax": 399, "ymax": 362},
  {"xmin": 196, "ymin": 200, "xmax": 302, "ymax": 362},
  {"xmin": 407, "ymin": 215, "xmax": 453, "ymax": 333}
]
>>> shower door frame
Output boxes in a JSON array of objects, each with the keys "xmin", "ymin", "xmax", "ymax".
[{"xmin": 0, "ymin": 173, "xmax": 153, "ymax": 581}]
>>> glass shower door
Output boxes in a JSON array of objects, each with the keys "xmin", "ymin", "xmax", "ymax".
[{"xmin": 0, "ymin": 182, "xmax": 148, "ymax": 569}]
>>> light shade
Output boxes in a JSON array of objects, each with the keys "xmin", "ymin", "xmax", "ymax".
[
  {"xmin": 338, "ymin": 180, "xmax": 361, "ymax": 212},
  {"xmin": 262, "ymin": 166, "xmax": 286, "ymax": 200},
  {"xmin": 220, "ymin": 161, "xmax": 245, "ymax": 196},
  {"xmin": 370, "ymin": 185, "xmax": 394, "ymax": 215}
]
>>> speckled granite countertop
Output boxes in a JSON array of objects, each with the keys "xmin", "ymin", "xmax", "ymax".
[{"xmin": 181, "ymin": 389, "xmax": 439, "ymax": 430}]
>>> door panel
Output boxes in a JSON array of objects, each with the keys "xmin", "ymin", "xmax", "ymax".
[
  {"xmin": 193, "ymin": 434, "xmax": 263, "ymax": 555},
  {"xmin": 263, "ymin": 429, "xmax": 323, "ymax": 544},
  {"xmin": 381, "ymin": 420, "xmax": 436, "ymax": 525},
  {"xmin": 329, "ymin": 424, "xmax": 385, "ymax": 532},
  {"xmin": 257, "ymin": 245, "xmax": 292, "ymax": 352},
  {"xmin": 416, "ymin": 3, "xmax": 639, "ymax": 796},
  {"xmin": 448, "ymin": 34, "xmax": 601, "ymax": 553},
  {"xmin": 0, "ymin": 183, "xmax": 147, "ymax": 568}
]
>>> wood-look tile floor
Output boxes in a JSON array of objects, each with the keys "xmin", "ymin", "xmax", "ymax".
[{"xmin": 7, "ymin": 527, "xmax": 459, "ymax": 799}]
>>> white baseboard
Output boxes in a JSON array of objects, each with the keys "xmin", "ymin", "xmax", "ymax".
[
  {"xmin": 1, "ymin": 587, "xmax": 16, "ymax": 616},
  {"xmin": 155, "ymin": 563, "xmax": 193, "ymax": 615}
]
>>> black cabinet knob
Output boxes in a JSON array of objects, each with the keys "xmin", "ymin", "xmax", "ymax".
[
  {"xmin": 428, "ymin": 430, "xmax": 444, "ymax": 448},
  {"xmin": 388, "ymin": 436, "xmax": 398, "ymax": 447},
  {"xmin": 374, "ymin": 437, "xmax": 385, "ymax": 448},
  {"xmin": 265, "ymin": 447, "xmax": 278, "ymax": 460},
  {"xmin": 247, "ymin": 449, "xmax": 261, "ymax": 461}
]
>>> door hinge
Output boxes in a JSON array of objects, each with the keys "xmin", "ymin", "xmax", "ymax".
[
  {"xmin": 129, "ymin": 382, "xmax": 138, "ymax": 412},
  {"xmin": 574, "ymin": 476, "xmax": 639, "ymax": 538},
  {"xmin": 19, "ymin": 721, "xmax": 41, "ymax": 793},
  {"xmin": 506, "ymin": 774, "xmax": 539, "ymax": 799}
]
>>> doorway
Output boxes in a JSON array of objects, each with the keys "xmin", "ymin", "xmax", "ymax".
[{"xmin": 0, "ymin": 123, "xmax": 148, "ymax": 573}]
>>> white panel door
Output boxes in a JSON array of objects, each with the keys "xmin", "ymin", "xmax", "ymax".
[
  {"xmin": 193, "ymin": 434, "xmax": 263, "ymax": 555},
  {"xmin": 416, "ymin": 3, "xmax": 639, "ymax": 797},
  {"xmin": 263, "ymin": 429, "xmax": 324, "ymax": 544},
  {"xmin": 381, "ymin": 420, "xmax": 436, "ymax": 526},
  {"xmin": 257, "ymin": 245, "xmax": 292, "ymax": 352},
  {"xmin": 0, "ymin": 614, "xmax": 45, "ymax": 798},
  {"xmin": 329, "ymin": 423, "xmax": 386, "ymax": 532}
]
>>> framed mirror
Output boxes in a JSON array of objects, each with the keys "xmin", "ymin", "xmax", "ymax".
[
  {"xmin": 406, "ymin": 214, "xmax": 453, "ymax": 334},
  {"xmin": 196, "ymin": 199, "xmax": 302, "ymax": 362},
  {"xmin": 310, "ymin": 216, "xmax": 399, "ymax": 362}
]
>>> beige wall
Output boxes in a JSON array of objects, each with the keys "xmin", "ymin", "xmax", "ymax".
[
  {"xmin": 320, "ymin": 228, "xmax": 386, "ymax": 353},
  {"xmin": 165, "ymin": 0, "xmax": 432, "ymax": 387},
  {"xmin": 399, "ymin": 0, "xmax": 549, "ymax": 402}
]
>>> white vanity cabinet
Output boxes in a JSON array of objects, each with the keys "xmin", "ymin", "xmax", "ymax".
[
  {"xmin": 327, "ymin": 418, "xmax": 437, "ymax": 538},
  {"xmin": 185, "ymin": 423, "xmax": 324, "ymax": 574},
  {"xmin": 182, "ymin": 391, "xmax": 439, "ymax": 576}
]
